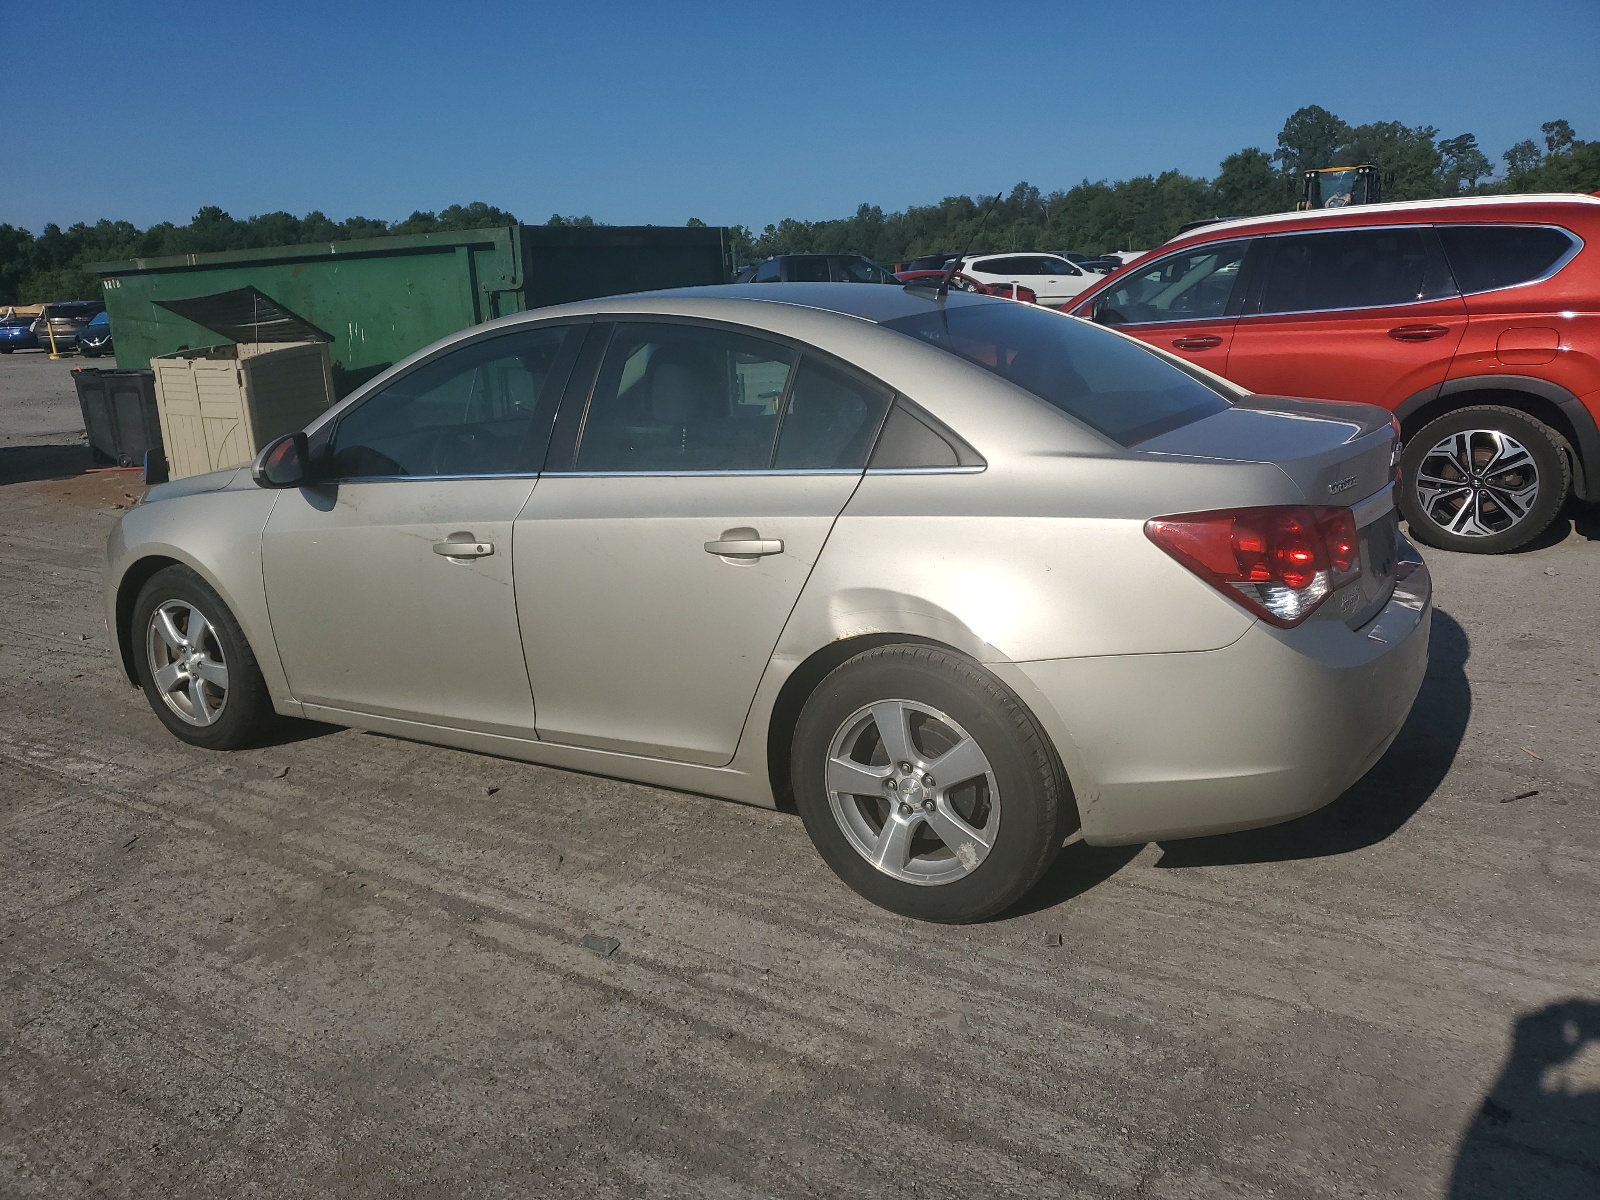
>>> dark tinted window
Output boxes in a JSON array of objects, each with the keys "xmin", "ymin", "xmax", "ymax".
[
  {"xmin": 830, "ymin": 256, "xmax": 898, "ymax": 284},
  {"xmin": 575, "ymin": 323, "xmax": 795, "ymax": 471},
  {"xmin": 1436, "ymin": 224, "xmax": 1577, "ymax": 293},
  {"xmin": 1093, "ymin": 241, "xmax": 1247, "ymax": 324},
  {"xmin": 868, "ymin": 400, "xmax": 984, "ymax": 469},
  {"xmin": 1259, "ymin": 227, "xmax": 1455, "ymax": 313},
  {"xmin": 972, "ymin": 257, "xmax": 1029, "ymax": 275},
  {"xmin": 329, "ymin": 325, "xmax": 572, "ymax": 478},
  {"xmin": 753, "ymin": 260, "xmax": 781, "ymax": 282},
  {"xmin": 786, "ymin": 256, "xmax": 832, "ymax": 283},
  {"xmin": 884, "ymin": 301, "xmax": 1230, "ymax": 446},
  {"xmin": 773, "ymin": 358, "xmax": 892, "ymax": 468}
]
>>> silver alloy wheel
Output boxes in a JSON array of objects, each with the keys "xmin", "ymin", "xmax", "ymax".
[
  {"xmin": 825, "ymin": 699, "xmax": 1000, "ymax": 886},
  {"xmin": 145, "ymin": 599, "xmax": 230, "ymax": 726},
  {"xmin": 1414, "ymin": 428, "xmax": 1540, "ymax": 539}
]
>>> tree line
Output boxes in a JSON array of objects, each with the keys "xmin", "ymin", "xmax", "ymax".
[{"xmin": 3, "ymin": 106, "xmax": 1596, "ymax": 306}]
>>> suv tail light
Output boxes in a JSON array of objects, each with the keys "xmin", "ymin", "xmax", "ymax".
[{"xmin": 1145, "ymin": 505, "xmax": 1361, "ymax": 626}]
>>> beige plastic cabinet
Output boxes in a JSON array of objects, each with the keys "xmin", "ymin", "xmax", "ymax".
[{"xmin": 149, "ymin": 287, "xmax": 338, "ymax": 480}]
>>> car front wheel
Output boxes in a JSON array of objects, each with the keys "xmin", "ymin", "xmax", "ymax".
[
  {"xmin": 791, "ymin": 644, "xmax": 1072, "ymax": 923},
  {"xmin": 131, "ymin": 565, "xmax": 278, "ymax": 750},
  {"xmin": 1399, "ymin": 405, "xmax": 1572, "ymax": 554}
]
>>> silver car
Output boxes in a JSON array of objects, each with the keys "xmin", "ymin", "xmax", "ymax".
[{"xmin": 105, "ymin": 284, "xmax": 1431, "ymax": 923}]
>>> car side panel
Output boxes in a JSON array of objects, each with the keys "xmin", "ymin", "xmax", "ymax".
[
  {"xmin": 106, "ymin": 477, "xmax": 300, "ymax": 715},
  {"xmin": 1226, "ymin": 295, "xmax": 1469, "ymax": 411}
]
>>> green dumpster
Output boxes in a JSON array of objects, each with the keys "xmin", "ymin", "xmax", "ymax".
[{"xmin": 90, "ymin": 224, "xmax": 730, "ymax": 397}]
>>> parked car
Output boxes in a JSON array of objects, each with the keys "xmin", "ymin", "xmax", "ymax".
[
  {"xmin": 899, "ymin": 252, "xmax": 967, "ymax": 273},
  {"xmin": 960, "ymin": 253, "xmax": 1098, "ymax": 307},
  {"xmin": 0, "ymin": 316, "xmax": 40, "ymax": 353},
  {"xmin": 894, "ymin": 268, "xmax": 1037, "ymax": 302},
  {"xmin": 107, "ymin": 283, "xmax": 1429, "ymax": 923},
  {"xmin": 33, "ymin": 300, "xmax": 105, "ymax": 352},
  {"xmin": 77, "ymin": 310, "xmax": 113, "ymax": 358},
  {"xmin": 1069, "ymin": 195, "xmax": 1600, "ymax": 553},
  {"xmin": 1055, "ymin": 252, "xmax": 1117, "ymax": 274},
  {"xmin": 744, "ymin": 254, "xmax": 900, "ymax": 284}
]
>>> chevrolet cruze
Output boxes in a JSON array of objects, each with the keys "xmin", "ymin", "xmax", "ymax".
[{"xmin": 106, "ymin": 284, "xmax": 1431, "ymax": 922}]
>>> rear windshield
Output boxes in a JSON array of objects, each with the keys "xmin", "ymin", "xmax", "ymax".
[{"xmin": 882, "ymin": 302, "xmax": 1231, "ymax": 446}]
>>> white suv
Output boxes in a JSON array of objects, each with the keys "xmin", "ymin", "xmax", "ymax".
[{"xmin": 960, "ymin": 253, "xmax": 1096, "ymax": 308}]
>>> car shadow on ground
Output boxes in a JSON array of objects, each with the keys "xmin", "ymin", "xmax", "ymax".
[
  {"xmin": 1447, "ymin": 998, "xmax": 1600, "ymax": 1198},
  {"xmin": 1153, "ymin": 607, "xmax": 1471, "ymax": 868},
  {"xmin": 0, "ymin": 443, "xmax": 93, "ymax": 485},
  {"xmin": 1508, "ymin": 499, "xmax": 1600, "ymax": 552},
  {"xmin": 1008, "ymin": 607, "xmax": 1471, "ymax": 915}
]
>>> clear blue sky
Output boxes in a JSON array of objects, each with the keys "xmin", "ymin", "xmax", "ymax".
[{"xmin": 8, "ymin": 0, "xmax": 1598, "ymax": 234}]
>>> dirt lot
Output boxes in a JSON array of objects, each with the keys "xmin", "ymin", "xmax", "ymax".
[{"xmin": 2, "ymin": 351, "xmax": 1597, "ymax": 1198}]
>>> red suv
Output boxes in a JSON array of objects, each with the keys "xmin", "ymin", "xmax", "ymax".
[{"xmin": 1068, "ymin": 195, "xmax": 1600, "ymax": 553}]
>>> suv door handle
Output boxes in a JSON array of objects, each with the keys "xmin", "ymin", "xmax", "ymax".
[
  {"xmin": 1171, "ymin": 335, "xmax": 1223, "ymax": 350},
  {"xmin": 433, "ymin": 539, "xmax": 494, "ymax": 558},
  {"xmin": 704, "ymin": 535, "xmax": 784, "ymax": 557},
  {"xmin": 1388, "ymin": 324, "xmax": 1450, "ymax": 342}
]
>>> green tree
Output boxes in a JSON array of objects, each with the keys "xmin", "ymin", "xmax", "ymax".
[
  {"xmin": 1212, "ymin": 148, "xmax": 1290, "ymax": 215},
  {"xmin": 1439, "ymin": 133, "xmax": 1492, "ymax": 192},
  {"xmin": 1502, "ymin": 139, "xmax": 1544, "ymax": 178},
  {"xmin": 1275, "ymin": 105, "xmax": 1351, "ymax": 176},
  {"xmin": 1542, "ymin": 119, "xmax": 1576, "ymax": 154},
  {"xmin": 1341, "ymin": 120, "xmax": 1443, "ymax": 200}
]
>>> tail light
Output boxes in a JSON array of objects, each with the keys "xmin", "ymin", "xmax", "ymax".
[{"xmin": 1145, "ymin": 505, "xmax": 1361, "ymax": 627}]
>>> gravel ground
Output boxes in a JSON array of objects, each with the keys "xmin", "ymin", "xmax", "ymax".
[{"xmin": 2, "ymin": 352, "xmax": 1597, "ymax": 1198}]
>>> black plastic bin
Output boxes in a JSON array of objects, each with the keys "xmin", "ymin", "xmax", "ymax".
[{"xmin": 72, "ymin": 368, "xmax": 163, "ymax": 468}]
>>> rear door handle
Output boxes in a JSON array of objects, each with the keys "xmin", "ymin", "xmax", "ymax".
[
  {"xmin": 1388, "ymin": 324, "xmax": 1450, "ymax": 342},
  {"xmin": 1171, "ymin": 335, "xmax": 1223, "ymax": 351},
  {"xmin": 433, "ymin": 539, "xmax": 494, "ymax": 558},
  {"xmin": 704, "ymin": 536, "xmax": 784, "ymax": 557}
]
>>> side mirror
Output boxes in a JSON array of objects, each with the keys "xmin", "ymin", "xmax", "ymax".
[
  {"xmin": 1090, "ymin": 295, "xmax": 1112, "ymax": 325},
  {"xmin": 252, "ymin": 431, "xmax": 310, "ymax": 488}
]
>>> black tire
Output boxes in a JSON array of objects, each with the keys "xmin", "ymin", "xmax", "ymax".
[
  {"xmin": 131, "ymin": 565, "xmax": 279, "ymax": 750},
  {"xmin": 791, "ymin": 644, "xmax": 1072, "ymax": 923},
  {"xmin": 1399, "ymin": 404, "xmax": 1572, "ymax": 554},
  {"xmin": 0, "ymin": 347, "xmax": 12, "ymax": 354}
]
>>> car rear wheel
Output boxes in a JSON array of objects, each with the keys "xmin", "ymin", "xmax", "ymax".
[
  {"xmin": 1399, "ymin": 405, "xmax": 1571, "ymax": 554},
  {"xmin": 791, "ymin": 644, "xmax": 1071, "ymax": 923},
  {"xmin": 132, "ymin": 565, "xmax": 278, "ymax": 750}
]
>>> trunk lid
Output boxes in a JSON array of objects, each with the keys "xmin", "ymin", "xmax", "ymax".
[{"xmin": 1137, "ymin": 396, "xmax": 1400, "ymax": 628}]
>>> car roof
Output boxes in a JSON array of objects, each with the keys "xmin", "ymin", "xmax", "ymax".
[
  {"xmin": 597, "ymin": 282, "xmax": 1002, "ymax": 324},
  {"xmin": 1161, "ymin": 193, "xmax": 1600, "ymax": 247}
]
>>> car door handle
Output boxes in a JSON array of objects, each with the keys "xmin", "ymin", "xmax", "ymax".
[
  {"xmin": 1171, "ymin": 335, "xmax": 1223, "ymax": 350},
  {"xmin": 704, "ymin": 536, "xmax": 784, "ymax": 557},
  {"xmin": 1388, "ymin": 324, "xmax": 1450, "ymax": 342},
  {"xmin": 433, "ymin": 539, "xmax": 493, "ymax": 558}
]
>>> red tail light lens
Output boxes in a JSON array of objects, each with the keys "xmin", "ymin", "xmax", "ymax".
[{"xmin": 1145, "ymin": 505, "xmax": 1362, "ymax": 626}]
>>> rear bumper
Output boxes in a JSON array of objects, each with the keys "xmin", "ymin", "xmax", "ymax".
[{"xmin": 998, "ymin": 544, "xmax": 1433, "ymax": 845}]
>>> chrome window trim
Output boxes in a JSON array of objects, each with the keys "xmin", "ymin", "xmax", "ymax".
[
  {"xmin": 545, "ymin": 468, "xmax": 867, "ymax": 479},
  {"xmin": 328, "ymin": 473, "xmax": 543, "ymax": 484},
  {"xmin": 865, "ymin": 465, "xmax": 987, "ymax": 476}
]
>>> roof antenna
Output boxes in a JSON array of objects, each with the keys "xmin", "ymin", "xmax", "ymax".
[{"xmin": 930, "ymin": 188, "xmax": 1007, "ymax": 300}]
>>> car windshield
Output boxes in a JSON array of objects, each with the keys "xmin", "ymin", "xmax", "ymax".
[{"xmin": 882, "ymin": 302, "xmax": 1232, "ymax": 446}]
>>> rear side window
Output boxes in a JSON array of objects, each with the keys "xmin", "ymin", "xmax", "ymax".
[
  {"xmin": 772, "ymin": 358, "xmax": 892, "ymax": 468},
  {"xmin": 1436, "ymin": 224, "xmax": 1578, "ymax": 294},
  {"xmin": 884, "ymin": 301, "xmax": 1230, "ymax": 446},
  {"xmin": 1259, "ymin": 227, "xmax": 1455, "ymax": 313},
  {"xmin": 786, "ymin": 256, "xmax": 832, "ymax": 283}
]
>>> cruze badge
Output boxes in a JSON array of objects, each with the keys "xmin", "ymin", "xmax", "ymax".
[{"xmin": 1328, "ymin": 475, "xmax": 1358, "ymax": 494}]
